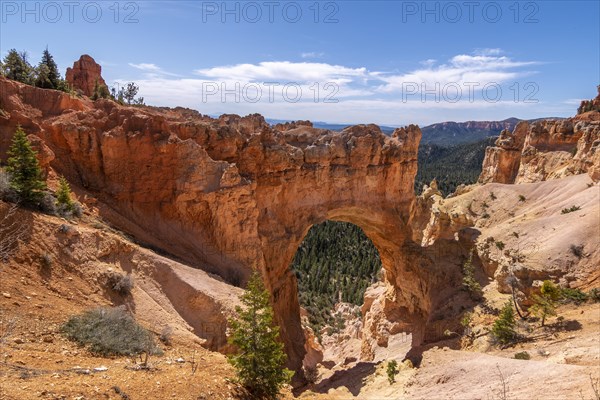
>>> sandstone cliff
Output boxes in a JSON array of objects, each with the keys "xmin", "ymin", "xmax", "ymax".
[{"xmin": 479, "ymin": 89, "xmax": 600, "ymax": 184}]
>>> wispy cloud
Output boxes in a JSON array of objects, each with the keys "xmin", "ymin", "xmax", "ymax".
[
  {"xmin": 128, "ymin": 62, "xmax": 180, "ymax": 77},
  {"xmin": 301, "ymin": 52, "xmax": 325, "ymax": 59},
  {"xmin": 376, "ymin": 51, "xmax": 538, "ymax": 92},
  {"xmin": 474, "ymin": 48, "xmax": 503, "ymax": 56}
]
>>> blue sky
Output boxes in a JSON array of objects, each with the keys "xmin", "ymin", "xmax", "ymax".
[{"xmin": 1, "ymin": 0, "xmax": 599, "ymax": 126}]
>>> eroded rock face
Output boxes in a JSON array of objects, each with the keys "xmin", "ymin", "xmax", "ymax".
[
  {"xmin": 65, "ymin": 55, "xmax": 107, "ymax": 97},
  {"xmin": 480, "ymin": 94, "xmax": 600, "ymax": 184},
  {"xmin": 0, "ymin": 75, "xmax": 462, "ymax": 372}
]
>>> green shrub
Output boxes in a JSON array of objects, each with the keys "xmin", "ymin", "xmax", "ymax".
[
  {"xmin": 560, "ymin": 288, "xmax": 588, "ymax": 304},
  {"xmin": 588, "ymin": 288, "xmax": 600, "ymax": 303},
  {"xmin": 61, "ymin": 307, "xmax": 161, "ymax": 357},
  {"xmin": 386, "ymin": 360, "xmax": 398, "ymax": 384},
  {"xmin": 495, "ymin": 241, "xmax": 505, "ymax": 251},
  {"xmin": 541, "ymin": 280, "xmax": 561, "ymax": 301},
  {"xmin": 491, "ymin": 301, "xmax": 517, "ymax": 345},
  {"xmin": 514, "ymin": 351, "xmax": 530, "ymax": 360},
  {"xmin": 561, "ymin": 205, "xmax": 581, "ymax": 214},
  {"xmin": 518, "ymin": 195, "xmax": 526, "ymax": 202}
]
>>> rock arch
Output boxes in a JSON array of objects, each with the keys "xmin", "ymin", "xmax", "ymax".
[{"xmin": 0, "ymin": 77, "xmax": 456, "ymax": 373}]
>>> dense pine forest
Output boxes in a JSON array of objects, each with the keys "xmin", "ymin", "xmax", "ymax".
[
  {"xmin": 415, "ymin": 137, "xmax": 496, "ymax": 195},
  {"xmin": 291, "ymin": 137, "xmax": 495, "ymax": 335},
  {"xmin": 290, "ymin": 221, "xmax": 382, "ymax": 335}
]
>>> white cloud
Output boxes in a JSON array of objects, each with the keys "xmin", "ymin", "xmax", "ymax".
[
  {"xmin": 301, "ymin": 52, "xmax": 325, "ymax": 59},
  {"xmin": 376, "ymin": 52, "xmax": 538, "ymax": 93},
  {"xmin": 129, "ymin": 63, "xmax": 162, "ymax": 72},
  {"xmin": 123, "ymin": 50, "xmax": 550, "ymax": 125},
  {"xmin": 195, "ymin": 61, "xmax": 367, "ymax": 83},
  {"xmin": 128, "ymin": 62, "xmax": 180, "ymax": 77}
]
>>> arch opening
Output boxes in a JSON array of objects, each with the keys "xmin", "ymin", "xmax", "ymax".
[{"xmin": 290, "ymin": 220, "xmax": 382, "ymax": 338}]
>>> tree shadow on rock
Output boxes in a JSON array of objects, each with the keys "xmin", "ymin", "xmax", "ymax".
[{"xmin": 299, "ymin": 362, "xmax": 377, "ymax": 397}]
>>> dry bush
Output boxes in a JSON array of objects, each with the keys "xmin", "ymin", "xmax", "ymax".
[
  {"xmin": 106, "ymin": 272, "xmax": 134, "ymax": 296},
  {"xmin": 61, "ymin": 306, "xmax": 161, "ymax": 357},
  {"xmin": 159, "ymin": 326, "xmax": 173, "ymax": 346}
]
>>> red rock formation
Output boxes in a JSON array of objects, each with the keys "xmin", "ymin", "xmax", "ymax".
[
  {"xmin": 479, "ymin": 95, "xmax": 600, "ymax": 184},
  {"xmin": 65, "ymin": 55, "xmax": 107, "ymax": 97},
  {"xmin": 0, "ymin": 73, "xmax": 468, "ymax": 373}
]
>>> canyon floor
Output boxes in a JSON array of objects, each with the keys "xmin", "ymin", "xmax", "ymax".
[{"xmin": 1, "ymin": 173, "xmax": 598, "ymax": 400}]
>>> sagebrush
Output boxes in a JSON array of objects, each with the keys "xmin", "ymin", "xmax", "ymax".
[{"xmin": 61, "ymin": 306, "xmax": 161, "ymax": 357}]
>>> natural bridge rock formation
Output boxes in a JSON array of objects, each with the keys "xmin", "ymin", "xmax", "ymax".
[{"xmin": 0, "ymin": 75, "xmax": 467, "ymax": 372}]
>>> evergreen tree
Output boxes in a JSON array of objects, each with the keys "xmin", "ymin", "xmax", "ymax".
[
  {"xmin": 530, "ymin": 280, "xmax": 559, "ymax": 326},
  {"xmin": 491, "ymin": 301, "xmax": 517, "ymax": 345},
  {"xmin": 5, "ymin": 126, "xmax": 46, "ymax": 204},
  {"xmin": 35, "ymin": 63, "xmax": 52, "ymax": 89},
  {"xmin": 228, "ymin": 271, "xmax": 293, "ymax": 399},
  {"xmin": 1, "ymin": 49, "xmax": 33, "ymax": 84},
  {"xmin": 36, "ymin": 47, "xmax": 61, "ymax": 89},
  {"xmin": 56, "ymin": 176, "xmax": 74, "ymax": 212}
]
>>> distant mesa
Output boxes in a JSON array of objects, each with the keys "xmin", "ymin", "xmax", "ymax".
[{"xmin": 65, "ymin": 54, "xmax": 107, "ymax": 97}]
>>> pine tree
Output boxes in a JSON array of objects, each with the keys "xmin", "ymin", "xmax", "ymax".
[
  {"xmin": 35, "ymin": 63, "xmax": 52, "ymax": 89},
  {"xmin": 5, "ymin": 126, "xmax": 47, "ymax": 204},
  {"xmin": 56, "ymin": 176, "xmax": 74, "ymax": 212},
  {"xmin": 1, "ymin": 49, "xmax": 33, "ymax": 84},
  {"xmin": 228, "ymin": 271, "xmax": 293, "ymax": 399},
  {"xmin": 36, "ymin": 47, "xmax": 61, "ymax": 89},
  {"xmin": 530, "ymin": 280, "xmax": 559, "ymax": 326},
  {"xmin": 491, "ymin": 301, "xmax": 517, "ymax": 345}
]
